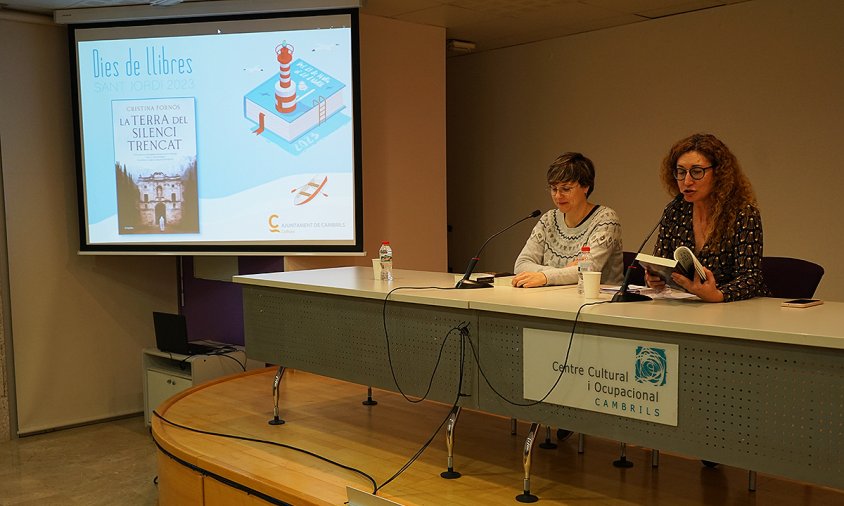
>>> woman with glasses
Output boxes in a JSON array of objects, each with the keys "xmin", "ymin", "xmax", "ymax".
[
  {"xmin": 512, "ymin": 152, "xmax": 623, "ymax": 288},
  {"xmin": 644, "ymin": 133, "xmax": 769, "ymax": 302}
]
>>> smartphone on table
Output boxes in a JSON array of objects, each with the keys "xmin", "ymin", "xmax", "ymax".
[{"xmin": 781, "ymin": 298, "xmax": 823, "ymax": 308}]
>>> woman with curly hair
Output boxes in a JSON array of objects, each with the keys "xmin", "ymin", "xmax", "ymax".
[{"xmin": 644, "ymin": 133, "xmax": 769, "ymax": 302}]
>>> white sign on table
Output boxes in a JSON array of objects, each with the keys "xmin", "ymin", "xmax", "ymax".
[{"xmin": 523, "ymin": 328, "xmax": 679, "ymax": 426}]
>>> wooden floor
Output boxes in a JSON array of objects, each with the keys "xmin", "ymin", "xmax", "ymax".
[{"xmin": 153, "ymin": 368, "xmax": 844, "ymax": 506}]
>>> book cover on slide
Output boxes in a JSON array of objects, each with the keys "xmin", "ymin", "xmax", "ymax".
[{"xmin": 112, "ymin": 97, "xmax": 199, "ymax": 235}]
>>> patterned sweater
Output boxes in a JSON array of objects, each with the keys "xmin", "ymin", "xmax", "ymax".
[
  {"xmin": 654, "ymin": 198, "xmax": 770, "ymax": 302},
  {"xmin": 514, "ymin": 206, "xmax": 624, "ymax": 286}
]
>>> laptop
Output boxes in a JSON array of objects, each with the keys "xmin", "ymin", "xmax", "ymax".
[{"xmin": 152, "ymin": 312, "xmax": 216, "ymax": 355}]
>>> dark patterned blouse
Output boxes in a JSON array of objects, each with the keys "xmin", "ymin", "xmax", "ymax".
[{"xmin": 654, "ymin": 198, "xmax": 770, "ymax": 302}]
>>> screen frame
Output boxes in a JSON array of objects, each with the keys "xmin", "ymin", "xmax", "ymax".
[{"xmin": 68, "ymin": 8, "xmax": 363, "ymax": 255}]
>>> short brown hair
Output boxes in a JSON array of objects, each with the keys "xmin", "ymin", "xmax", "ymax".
[{"xmin": 547, "ymin": 152, "xmax": 596, "ymax": 197}]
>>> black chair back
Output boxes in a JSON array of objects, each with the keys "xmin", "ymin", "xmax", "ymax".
[
  {"xmin": 761, "ymin": 257, "xmax": 824, "ymax": 299},
  {"xmin": 622, "ymin": 251, "xmax": 646, "ymax": 287}
]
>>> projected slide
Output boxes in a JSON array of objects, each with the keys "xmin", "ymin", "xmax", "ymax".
[{"xmin": 72, "ymin": 12, "xmax": 359, "ymax": 251}]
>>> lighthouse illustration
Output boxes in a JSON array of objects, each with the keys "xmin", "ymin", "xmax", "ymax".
[
  {"xmin": 244, "ymin": 41, "xmax": 347, "ymax": 146},
  {"xmin": 274, "ymin": 43, "xmax": 297, "ymax": 114}
]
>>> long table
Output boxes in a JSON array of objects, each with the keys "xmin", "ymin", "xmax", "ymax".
[{"xmin": 234, "ymin": 266, "xmax": 844, "ymax": 491}]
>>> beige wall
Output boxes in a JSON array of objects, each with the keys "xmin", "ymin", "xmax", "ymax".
[
  {"xmin": 0, "ymin": 13, "xmax": 447, "ymax": 434},
  {"xmin": 0, "ymin": 18, "xmax": 179, "ymax": 434},
  {"xmin": 447, "ymin": 0, "xmax": 844, "ymax": 301},
  {"xmin": 286, "ymin": 14, "xmax": 447, "ymax": 272}
]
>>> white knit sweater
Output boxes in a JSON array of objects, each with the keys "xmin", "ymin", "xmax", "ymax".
[{"xmin": 514, "ymin": 206, "xmax": 624, "ymax": 286}]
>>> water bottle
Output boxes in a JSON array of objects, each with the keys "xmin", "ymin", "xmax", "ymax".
[
  {"xmin": 577, "ymin": 245, "xmax": 594, "ymax": 295},
  {"xmin": 379, "ymin": 241, "xmax": 393, "ymax": 281}
]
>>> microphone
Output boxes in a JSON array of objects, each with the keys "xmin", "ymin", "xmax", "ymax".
[
  {"xmin": 456, "ymin": 209, "xmax": 542, "ymax": 289},
  {"xmin": 611, "ymin": 193, "xmax": 684, "ymax": 302}
]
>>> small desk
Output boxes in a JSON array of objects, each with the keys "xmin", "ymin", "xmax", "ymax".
[
  {"xmin": 142, "ymin": 343, "xmax": 263, "ymax": 426},
  {"xmin": 234, "ymin": 267, "xmax": 844, "ymax": 490}
]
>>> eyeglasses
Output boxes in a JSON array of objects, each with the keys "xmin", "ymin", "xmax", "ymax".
[
  {"xmin": 673, "ymin": 166, "xmax": 713, "ymax": 180},
  {"xmin": 547, "ymin": 184, "xmax": 576, "ymax": 195}
]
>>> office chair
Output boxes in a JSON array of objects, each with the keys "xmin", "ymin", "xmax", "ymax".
[{"xmin": 761, "ymin": 256, "xmax": 824, "ymax": 298}]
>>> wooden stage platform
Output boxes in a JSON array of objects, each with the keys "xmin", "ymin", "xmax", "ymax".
[{"xmin": 152, "ymin": 368, "xmax": 844, "ymax": 505}]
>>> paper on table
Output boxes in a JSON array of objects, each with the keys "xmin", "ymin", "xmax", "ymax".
[
  {"xmin": 646, "ymin": 288, "xmax": 699, "ymax": 300},
  {"xmin": 601, "ymin": 285, "xmax": 699, "ymax": 300},
  {"xmin": 494, "ymin": 275, "xmax": 516, "ymax": 286},
  {"xmin": 601, "ymin": 284, "xmax": 647, "ymax": 293}
]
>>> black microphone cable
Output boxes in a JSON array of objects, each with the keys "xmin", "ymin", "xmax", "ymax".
[
  {"xmin": 465, "ymin": 300, "xmax": 611, "ymax": 408},
  {"xmin": 178, "ymin": 347, "xmax": 247, "ymax": 371},
  {"xmin": 152, "ymin": 409, "xmax": 378, "ymax": 495},
  {"xmin": 379, "ymin": 285, "xmax": 610, "ymax": 408},
  {"xmin": 374, "ymin": 285, "xmax": 607, "ymax": 492},
  {"xmin": 375, "ymin": 319, "xmax": 469, "ymax": 494},
  {"xmin": 381, "ymin": 285, "xmax": 471, "ymax": 403},
  {"xmin": 155, "ymin": 317, "xmax": 471, "ymax": 501},
  {"xmin": 378, "ymin": 298, "xmax": 610, "ymax": 496}
]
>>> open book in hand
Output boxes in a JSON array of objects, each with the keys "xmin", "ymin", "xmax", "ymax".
[{"xmin": 636, "ymin": 246, "xmax": 706, "ymax": 291}]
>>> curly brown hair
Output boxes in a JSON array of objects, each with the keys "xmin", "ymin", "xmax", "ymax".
[{"xmin": 660, "ymin": 133, "xmax": 757, "ymax": 250}]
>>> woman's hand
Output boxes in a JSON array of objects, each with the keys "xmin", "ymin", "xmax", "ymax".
[
  {"xmin": 512, "ymin": 272, "xmax": 547, "ymax": 288},
  {"xmin": 644, "ymin": 268, "xmax": 667, "ymax": 291},
  {"xmin": 670, "ymin": 266, "xmax": 724, "ymax": 302}
]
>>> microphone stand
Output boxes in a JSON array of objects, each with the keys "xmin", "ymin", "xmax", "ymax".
[
  {"xmin": 455, "ymin": 210, "xmax": 541, "ymax": 289},
  {"xmin": 611, "ymin": 264, "xmax": 652, "ymax": 302},
  {"xmin": 455, "ymin": 257, "xmax": 491, "ymax": 289},
  {"xmin": 612, "ymin": 220, "xmax": 660, "ymax": 302},
  {"xmin": 612, "ymin": 194, "xmax": 683, "ymax": 302}
]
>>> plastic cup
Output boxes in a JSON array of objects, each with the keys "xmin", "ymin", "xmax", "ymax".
[{"xmin": 582, "ymin": 271, "xmax": 601, "ymax": 299}]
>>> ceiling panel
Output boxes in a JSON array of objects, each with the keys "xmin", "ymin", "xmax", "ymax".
[
  {"xmin": 583, "ymin": 0, "xmax": 719, "ymax": 12},
  {"xmin": 471, "ymin": 12, "xmax": 639, "ymax": 52},
  {"xmin": 393, "ymin": 4, "xmax": 499, "ymax": 28},
  {"xmin": 354, "ymin": 0, "xmax": 443, "ymax": 18},
  {"xmin": 449, "ymin": 0, "xmax": 579, "ymax": 17},
  {"xmin": 512, "ymin": 1, "xmax": 641, "ymax": 27}
]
